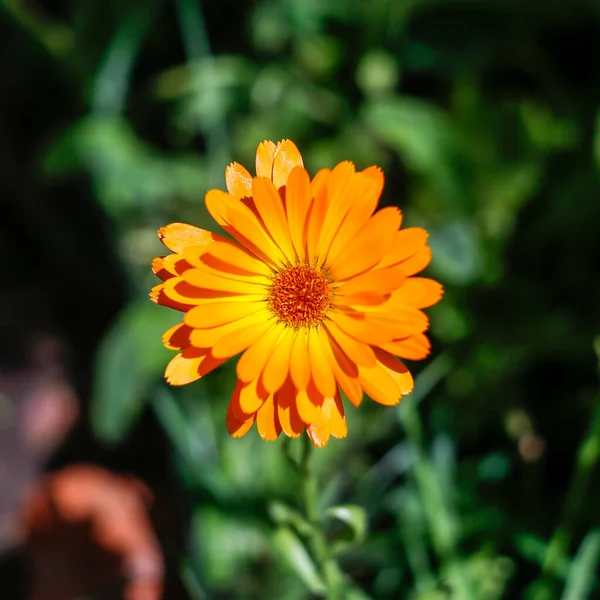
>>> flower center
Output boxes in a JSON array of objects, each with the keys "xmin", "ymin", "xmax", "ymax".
[{"xmin": 268, "ymin": 264, "xmax": 332, "ymax": 328}]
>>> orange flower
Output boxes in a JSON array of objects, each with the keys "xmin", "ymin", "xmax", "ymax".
[{"xmin": 150, "ymin": 140, "xmax": 442, "ymax": 447}]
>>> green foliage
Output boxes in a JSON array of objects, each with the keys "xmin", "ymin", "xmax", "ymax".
[{"xmin": 10, "ymin": 0, "xmax": 600, "ymax": 596}]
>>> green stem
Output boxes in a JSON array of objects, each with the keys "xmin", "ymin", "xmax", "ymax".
[
  {"xmin": 299, "ymin": 435, "xmax": 344, "ymax": 600},
  {"xmin": 529, "ymin": 392, "xmax": 600, "ymax": 599}
]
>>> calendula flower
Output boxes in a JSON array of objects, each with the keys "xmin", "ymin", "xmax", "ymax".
[{"xmin": 151, "ymin": 140, "xmax": 442, "ymax": 447}]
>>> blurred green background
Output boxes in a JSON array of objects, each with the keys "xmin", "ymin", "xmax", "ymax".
[{"xmin": 2, "ymin": 0, "xmax": 600, "ymax": 598}]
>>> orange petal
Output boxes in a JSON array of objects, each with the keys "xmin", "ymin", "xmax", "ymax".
[
  {"xmin": 225, "ymin": 162, "xmax": 253, "ymax": 199},
  {"xmin": 162, "ymin": 323, "xmax": 192, "ymax": 350},
  {"xmin": 165, "ymin": 348, "xmax": 225, "ymax": 386},
  {"xmin": 323, "ymin": 393, "xmax": 347, "ymax": 439},
  {"xmin": 158, "ymin": 223, "xmax": 224, "ymax": 254},
  {"xmin": 184, "ymin": 300, "xmax": 263, "ymax": 328},
  {"xmin": 256, "ymin": 395, "xmax": 282, "ymax": 441},
  {"xmin": 161, "ymin": 254, "xmax": 193, "ymax": 277},
  {"xmin": 226, "ymin": 391, "xmax": 256, "ymax": 438},
  {"xmin": 272, "ymin": 139, "xmax": 304, "ymax": 189},
  {"xmin": 324, "ymin": 320, "xmax": 375, "ymax": 367},
  {"xmin": 236, "ymin": 324, "xmax": 283, "ymax": 383},
  {"xmin": 307, "ymin": 406, "xmax": 330, "ymax": 448},
  {"xmin": 182, "ymin": 267, "xmax": 266, "ymax": 295},
  {"xmin": 276, "ymin": 379, "xmax": 304, "ymax": 438},
  {"xmin": 189, "ymin": 310, "xmax": 270, "ymax": 349},
  {"xmin": 290, "ymin": 330, "xmax": 310, "ymax": 390},
  {"xmin": 285, "ymin": 166, "xmax": 312, "ymax": 262},
  {"xmin": 239, "ymin": 377, "xmax": 269, "ymax": 415},
  {"xmin": 252, "ymin": 177, "xmax": 295, "ymax": 261},
  {"xmin": 262, "ymin": 328, "xmax": 294, "ymax": 394},
  {"xmin": 339, "ymin": 266, "xmax": 406, "ymax": 297},
  {"xmin": 306, "ymin": 179, "xmax": 330, "ymax": 267},
  {"xmin": 381, "ymin": 333, "xmax": 431, "ymax": 360},
  {"xmin": 308, "ymin": 327, "xmax": 337, "ymax": 398},
  {"xmin": 390, "ymin": 277, "xmax": 443, "ymax": 309},
  {"xmin": 296, "ymin": 382, "xmax": 323, "ymax": 425},
  {"xmin": 205, "ymin": 189, "xmax": 286, "ymax": 267},
  {"xmin": 328, "ymin": 207, "xmax": 402, "ymax": 281},
  {"xmin": 366, "ymin": 307, "xmax": 430, "ymax": 338},
  {"xmin": 256, "ymin": 140, "xmax": 278, "ymax": 179},
  {"xmin": 318, "ymin": 162, "xmax": 355, "ymax": 247},
  {"xmin": 328, "ymin": 310, "xmax": 396, "ymax": 345},
  {"xmin": 152, "ymin": 257, "xmax": 172, "ymax": 282},
  {"xmin": 212, "ymin": 317, "xmax": 273, "ymax": 359},
  {"xmin": 317, "ymin": 164, "xmax": 376, "ymax": 262},
  {"xmin": 326, "ymin": 334, "xmax": 363, "ymax": 407},
  {"xmin": 150, "ymin": 283, "xmax": 196, "ymax": 312},
  {"xmin": 378, "ymin": 228, "xmax": 428, "ymax": 269},
  {"xmin": 324, "ymin": 169, "xmax": 383, "ymax": 266},
  {"xmin": 374, "ymin": 349, "xmax": 414, "ymax": 395},
  {"xmin": 357, "ymin": 360, "xmax": 402, "ymax": 406},
  {"xmin": 202, "ymin": 240, "xmax": 273, "ymax": 277},
  {"xmin": 399, "ymin": 246, "xmax": 432, "ymax": 276},
  {"xmin": 163, "ymin": 277, "xmax": 262, "ymax": 306}
]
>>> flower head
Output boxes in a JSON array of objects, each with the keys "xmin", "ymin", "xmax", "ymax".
[{"xmin": 151, "ymin": 140, "xmax": 443, "ymax": 447}]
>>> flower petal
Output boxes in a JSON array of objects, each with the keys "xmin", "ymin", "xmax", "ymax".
[
  {"xmin": 165, "ymin": 348, "xmax": 225, "ymax": 386},
  {"xmin": 272, "ymin": 139, "xmax": 304, "ymax": 189},
  {"xmin": 225, "ymin": 162, "xmax": 253, "ymax": 199},
  {"xmin": 189, "ymin": 309, "xmax": 270, "ymax": 348},
  {"xmin": 308, "ymin": 327, "xmax": 337, "ymax": 398},
  {"xmin": 212, "ymin": 317, "xmax": 273, "ymax": 359},
  {"xmin": 357, "ymin": 360, "xmax": 402, "ymax": 406},
  {"xmin": 324, "ymin": 320, "xmax": 375, "ymax": 367},
  {"xmin": 158, "ymin": 223, "xmax": 224, "ymax": 254},
  {"xmin": 256, "ymin": 140, "xmax": 278, "ymax": 178},
  {"xmin": 378, "ymin": 228, "xmax": 428, "ymax": 269},
  {"xmin": 399, "ymin": 246, "xmax": 432, "ymax": 276},
  {"xmin": 296, "ymin": 382, "xmax": 323, "ymax": 425},
  {"xmin": 226, "ymin": 391, "xmax": 256, "ymax": 438},
  {"xmin": 381, "ymin": 333, "xmax": 431, "ymax": 360},
  {"xmin": 182, "ymin": 267, "xmax": 266, "ymax": 295},
  {"xmin": 374, "ymin": 349, "xmax": 414, "ymax": 395},
  {"xmin": 389, "ymin": 277, "xmax": 443, "ymax": 309},
  {"xmin": 202, "ymin": 240, "xmax": 273, "ymax": 277},
  {"xmin": 239, "ymin": 378, "xmax": 269, "ymax": 415},
  {"xmin": 262, "ymin": 328, "xmax": 294, "ymax": 394},
  {"xmin": 285, "ymin": 166, "xmax": 311, "ymax": 262},
  {"xmin": 162, "ymin": 323, "xmax": 192, "ymax": 350},
  {"xmin": 256, "ymin": 395, "xmax": 282, "ymax": 441},
  {"xmin": 328, "ymin": 207, "xmax": 401, "ymax": 281},
  {"xmin": 324, "ymin": 168, "xmax": 383, "ymax": 266},
  {"xmin": 236, "ymin": 324, "xmax": 284, "ymax": 383},
  {"xmin": 184, "ymin": 300, "xmax": 263, "ymax": 328},
  {"xmin": 252, "ymin": 176, "xmax": 295, "ymax": 261},
  {"xmin": 276, "ymin": 379, "xmax": 304, "ymax": 438},
  {"xmin": 290, "ymin": 330, "xmax": 311, "ymax": 391},
  {"xmin": 324, "ymin": 393, "xmax": 347, "ymax": 439},
  {"xmin": 205, "ymin": 189, "xmax": 287, "ymax": 266}
]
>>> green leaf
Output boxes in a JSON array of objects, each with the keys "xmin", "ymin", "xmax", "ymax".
[
  {"xmin": 326, "ymin": 504, "xmax": 368, "ymax": 555},
  {"xmin": 268, "ymin": 500, "xmax": 314, "ymax": 537},
  {"xmin": 91, "ymin": 299, "xmax": 179, "ymax": 443},
  {"xmin": 561, "ymin": 530, "xmax": 600, "ymax": 600},
  {"xmin": 272, "ymin": 527, "xmax": 326, "ymax": 595}
]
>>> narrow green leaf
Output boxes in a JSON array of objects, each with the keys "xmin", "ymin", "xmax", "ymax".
[
  {"xmin": 272, "ymin": 527, "xmax": 326, "ymax": 595},
  {"xmin": 561, "ymin": 530, "xmax": 600, "ymax": 600}
]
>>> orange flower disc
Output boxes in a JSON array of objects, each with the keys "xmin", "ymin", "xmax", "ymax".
[{"xmin": 268, "ymin": 265, "xmax": 332, "ymax": 328}]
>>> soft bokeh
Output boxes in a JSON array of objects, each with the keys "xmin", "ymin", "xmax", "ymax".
[{"xmin": 1, "ymin": 0, "xmax": 600, "ymax": 598}]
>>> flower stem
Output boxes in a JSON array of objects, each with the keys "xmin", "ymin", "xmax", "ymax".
[{"xmin": 299, "ymin": 435, "xmax": 344, "ymax": 599}]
